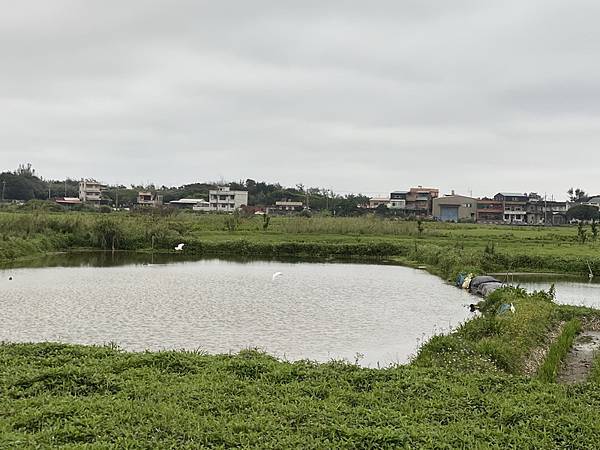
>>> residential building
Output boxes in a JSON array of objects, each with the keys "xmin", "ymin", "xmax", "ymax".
[
  {"xmin": 169, "ymin": 198, "xmax": 207, "ymax": 209},
  {"xmin": 405, "ymin": 187, "xmax": 439, "ymax": 216},
  {"xmin": 494, "ymin": 192, "xmax": 529, "ymax": 224},
  {"xmin": 527, "ymin": 198, "xmax": 569, "ymax": 225},
  {"xmin": 79, "ymin": 179, "xmax": 107, "ymax": 207},
  {"xmin": 137, "ymin": 192, "xmax": 163, "ymax": 207},
  {"xmin": 433, "ymin": 195, "xmax": 477, "ymax": 222},
  {"xmin": 386, "ymin": 187, "xmax": 439, "ymax": 216},
  {"xmin": 388, "ymin": 191, "xmax": 407, "ymax": 210},
  {"xmin": 368, "ymin": 197, "xmax": 390, "ymax": 209},
  {"xmin": 55, "ymin": 197, "xmax": 82, "ymax": 208},
  {"xmin": 476, "ymin": 199, "xmax": 504, "ymax": 223},
  {"xmin": 268, "ymin": 200, "xmax": 304, "ymax": 214},
  {"xmin": 192, "ymin": 200, "xmax": 212, "ymax": 212},
  {"xmin": 209, "ymin": 186, "xmax": 248, "ymax": 212},
  {"xmin": 585, "ymin": 196, "xmax": 600, "ymax": 208}
]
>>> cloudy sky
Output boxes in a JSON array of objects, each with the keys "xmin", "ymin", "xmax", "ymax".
[{"xmin": 1, "ymin": 1, "xmax": 599, "ymax": 199}]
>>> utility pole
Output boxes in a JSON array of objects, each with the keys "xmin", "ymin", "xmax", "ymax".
[
  {"xmin": 544, "ymin": 193, "xmax": 548, "ymax": 226},
  {"xmin": 1, "ymin": 180, "xmax": 5, "ymax": 202},
  {"xmin": 48, "ymin": 186, "xmax": 51, "ymax": 200},
  {"xmin": 64, "ymin": 180, "xmax": 67, "ymax": 196},
  {"xmin": 330, "ymin": 189, "xmax": 335, "ymax": 215}
]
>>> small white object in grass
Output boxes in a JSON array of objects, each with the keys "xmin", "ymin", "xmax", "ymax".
[
  {"xmin": 510, "ymin": 303, "xmax": 516, "ymax": 314},
  {"xmin": 174, "ymin": 243, "xmax": 185, "ymax": 251},
  {"xmin": 272, "ymin": 272, "xmax": 283, "ymax": 281}
]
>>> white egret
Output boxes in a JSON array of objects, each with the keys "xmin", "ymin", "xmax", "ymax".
[
  {"xmin": 272, "ymin": 272, "xmax": 283, "ymax": 281},
  {"xmin": 175, "ymin": 243, "xmax": 185, "ymax": 251},
  {"xmin": 510, "ymin": 303, "xmax": 516, "ymax": 314}
]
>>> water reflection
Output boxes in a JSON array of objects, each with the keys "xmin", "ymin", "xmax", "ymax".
[{"xmin": 507, "ymin": 274, "xmax": 600, "ymax": 309}]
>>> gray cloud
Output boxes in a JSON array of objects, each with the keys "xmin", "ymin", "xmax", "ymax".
[{"xmin": 1, "ymin": 0, "xmax": 599, "ymax": 198}]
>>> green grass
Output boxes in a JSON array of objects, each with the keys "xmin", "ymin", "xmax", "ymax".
[
  {"xmin": 537, "ymin": 319, "xmax": 582, "ymax": 383},
  {"xmin": 590, "ymin": 353, "xmax": 600, "ymax": 384},
  {"xmin": 2, "ymin": 210, "xmax": 600, "ymax": 277},
  {"xmin": 2, "ymin": 342, "xmax": 600, "ymax": 449},
  {"xmin": 413, "ymin": 287, "xmax": 560, "ymax": 374}
]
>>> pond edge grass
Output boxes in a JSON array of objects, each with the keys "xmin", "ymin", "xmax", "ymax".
[{"xmin": 536, "ymin": 318, "xmax": 582, "ymax": 383}]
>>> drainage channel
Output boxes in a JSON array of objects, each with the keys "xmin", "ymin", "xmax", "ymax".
[{"xmin": 556, "ymin": 331, "xmax": 600, "ymax": 384}]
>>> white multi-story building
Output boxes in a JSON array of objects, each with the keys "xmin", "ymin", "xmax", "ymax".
[
  {"xmin": 79, "ymin": 179, "xmax": 107, "ymax": 207},
  {"xmin": 209, "ymin": 187, "xmax": 248, "ymax": 212}
]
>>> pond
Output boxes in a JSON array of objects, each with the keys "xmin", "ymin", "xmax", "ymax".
[
  {"xmin": 0, "ymin": 253, "xmax": 474, "ymax": 367},
  {"xmin": 507, "ymin": 274, "xmax": 600, "ymax": 309}
]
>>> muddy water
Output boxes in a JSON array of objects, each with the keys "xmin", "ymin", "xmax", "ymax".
[
  {"xmin": 557, "ymin": 331, "xmax": 600, "ymax": 384},
  {"xmin": 0, "ymin": 255, "xmax": 474, "ymax": 367}
]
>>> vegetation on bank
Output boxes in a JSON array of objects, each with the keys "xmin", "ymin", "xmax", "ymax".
[{"xmin": 2, "ymin": 210, "xmax": 600, "ymax": 278}]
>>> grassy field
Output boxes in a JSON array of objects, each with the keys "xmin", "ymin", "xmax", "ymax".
[
  {"xmin": 1, "ymin": 210, "xmax": 600, "ymax": 277},
  {"xmin": 2, "ymin": 210, "xmax": 600, "ymax": 447}
]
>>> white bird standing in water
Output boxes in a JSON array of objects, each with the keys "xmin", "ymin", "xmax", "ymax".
[
  {"xmin": 272, "ymin": 272, "xmax": 283, "ymax": 281},
  {"xmin": 175, "ymin": 243, "xmax": 185, "ymax": 251}
]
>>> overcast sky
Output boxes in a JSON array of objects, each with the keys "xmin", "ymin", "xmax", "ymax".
[{"xmin": 1, "ymin": 1, "xmax": 599, "ymax": 199}]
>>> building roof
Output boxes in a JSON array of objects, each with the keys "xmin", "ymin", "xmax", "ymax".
[
  {"xmin": 498, "ymin": 192, "xmax": 528, "ymax": 197},
  {"xmin": 436, "ymin": 194, "xmax": 476, "ymax": 201},
  {"xmin": 169, "ymin": 198, "xmax": 206, "ymax": 205},
  {"xmin": 55, "ymin": 197, "xmax": 82, "ymax": 205},
  {"xmin": 275, "ymin": 201, "xmax": 303, "ymax": 206}
]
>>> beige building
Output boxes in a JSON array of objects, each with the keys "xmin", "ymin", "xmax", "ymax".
[
  {"xmin": 432, "ymin": 195, "xmax": 477, "ymax": 222},
  {"xmin": 79, "ymin": 179, "xmax": 107, "ymax": 207},
  {"xmin": 137, "ymin": 192, "xmax": 163, "ymax": 207},
  {"xmin": 368, "ymin": 197, "xmax": 390, "ymax": 209}
]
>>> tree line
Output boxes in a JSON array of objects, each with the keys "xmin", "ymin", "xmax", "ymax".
[{"xmin": 0, "ymin": 165, "xmax": 370, "ymax": 216}]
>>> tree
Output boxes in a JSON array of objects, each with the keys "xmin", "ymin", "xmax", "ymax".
[
  {"xmin": 0, "ymin": 165, "xmax": 48, "ymax": 201},
  {"xmin": 567, "ymin": 204, "xmax": 600, "ymax": 222},
  {"xmin": 567, "ymin": 187, "xmax": 588, "ymax": 203},
  {"xmin": 374, "ymin": 203, "xmax": 389, "ymax": 217}
]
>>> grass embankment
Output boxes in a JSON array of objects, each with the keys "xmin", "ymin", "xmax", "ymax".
[
  {"xmin": 3, "ymin": 288, "xmax": 600, "ymax": 448},
  {"xmin": 536, "ymin": 319, "xmax": 582, "ymax": 383},
  {"xmin": 590, "ymin": 355, "xmax": 600, "ymax": 384},
  {"xmin": 2, "ymin": 210, "xmax": 600, "ymax": 277}
]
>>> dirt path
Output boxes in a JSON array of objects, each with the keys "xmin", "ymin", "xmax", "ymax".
[{"xmin": 556, "ymin": 331, "xmax": 600, "ymax": 384}]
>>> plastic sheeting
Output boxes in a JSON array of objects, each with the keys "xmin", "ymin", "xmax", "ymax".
[
  {"xmin": 469, "ymin": 276, "xmax": 500, "ymax": 293},
  {"xmin": 478, "ymin": 282, "xmax": 503, "ymax": 297}
]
